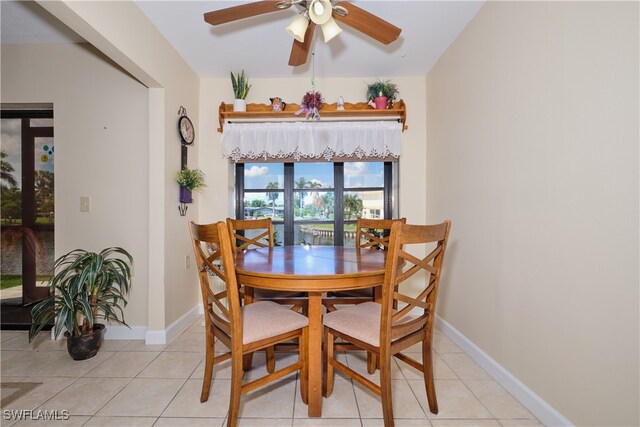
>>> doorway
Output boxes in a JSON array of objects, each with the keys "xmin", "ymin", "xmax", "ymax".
[{"xmin": 1, "ymin": 109, "xmax": 54, "ymax": 328}]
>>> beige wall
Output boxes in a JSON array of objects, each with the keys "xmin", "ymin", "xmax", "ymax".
[
  {"xmin": 1, "ymin": 43, "xmax": 150, "ymax": 326},
  {"xmin": 198, "ymin": 75, "xmax": 428, "ymax": 249},
  {"xmin": 426, "ymin": 2, "xmax": 639, "ymax": 425},
  {"xmin": 30, "ymin": 0, "xmax": 201, "ymax": 333}
]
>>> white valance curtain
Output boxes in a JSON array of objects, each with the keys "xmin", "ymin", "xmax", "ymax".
[{"xmin": 220, "ymin": 121, "xmax": 402, "ymax": 162}]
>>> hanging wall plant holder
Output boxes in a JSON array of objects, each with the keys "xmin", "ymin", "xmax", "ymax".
[
  {"xmin": 180, "ymin": 187, "xmax": 193, "ymax": 204},
  {"xmin": 178, "ymin": 187, "xmax": 192, "ymax": 216}
]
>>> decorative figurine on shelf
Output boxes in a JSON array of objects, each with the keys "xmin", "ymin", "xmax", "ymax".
[
  {"xmin": 295, "ymin": 91, "xmax": 324, "ymax": 120},
  {"xmin": 270, "ymin": 97, "xmax": 286, "ymax": 112},
  {"xmin": 337, "ymin": 96, "xmax": 345, "ymax": 111}
]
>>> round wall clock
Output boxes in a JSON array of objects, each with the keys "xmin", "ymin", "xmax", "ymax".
[{"xmin": 178, "ymin": 115, "xmax": 195, "ymax": 145}]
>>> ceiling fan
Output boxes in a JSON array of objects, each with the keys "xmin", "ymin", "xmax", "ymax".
[{"xmin": 203, "ymin": 0, "xmax": 401, "ymax": 66}]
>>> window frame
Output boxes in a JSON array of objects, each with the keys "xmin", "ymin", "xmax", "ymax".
[{"xmin": 235, "ymin": 161, "xmax": 394, "ymax": 246}]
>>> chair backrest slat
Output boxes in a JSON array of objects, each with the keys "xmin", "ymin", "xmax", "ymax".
[
  {"xmin": 380, "ymin": 220, "xmax": 451, "ymax": 349},
  {"xmin": 227, "ymin": 218, "xmax": 275, "ymax": 252},
  {"xmin": 356, "ymin": 218, "xmax": 406, "ymax": 250},
  {"xmin": 190, "ymin": 221, "xmax": 243, "ymax": 344}
]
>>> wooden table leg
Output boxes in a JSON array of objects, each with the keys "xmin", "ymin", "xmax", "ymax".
[{"xmin": 307, "ymin": 292, "xmax": 322, "ymax": 417}]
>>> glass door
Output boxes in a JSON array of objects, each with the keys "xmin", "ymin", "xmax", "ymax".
[{"xmin": 1, "ymin": 110, "xmax": 54, "ymax": 317}]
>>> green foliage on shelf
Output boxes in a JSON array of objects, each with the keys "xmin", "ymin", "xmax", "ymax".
[
  {"xmin": 230, "ymin": 70, "xmax": 251, "ymax": 100},
  {"xmin": 366, "ymin": 79, "xmax": 399, "ymax": 102}
]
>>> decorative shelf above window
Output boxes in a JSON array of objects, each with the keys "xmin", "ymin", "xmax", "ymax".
[{"xmin": 217, "ymin": 99, "xmax": 407, "ymax": 133}]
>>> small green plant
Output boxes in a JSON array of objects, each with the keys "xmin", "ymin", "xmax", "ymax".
[
  {"xmin": 29, "ymin": 247, "xmax": 133, "ymax": 342},
  {"xmin": 230, "ymin": 70, "xmax": 251, "ymax": 100},
  {"xmin": 366, "ymin": 79, "xmax": 399, "ymax": 102},
  {"xmin": 176, "ymin": 168, "xmax": 206, "ymax": 191}
]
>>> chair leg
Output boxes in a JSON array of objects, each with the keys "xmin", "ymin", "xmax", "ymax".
[
  {"xmin": 228, "ymin": 351, "xmax": 244, "ymax": 427},
  {"xmin": 323, "ymin": 328, "xmax": 334, "ymax": 397},
  {"xmin": 242, "ymin": 352, "xmax": 254, "ymax": 371},
  {"xmin": 266, "ymin": 346, "xmax": 276, "ymax": 373},
  {"xmin": 200, "ymin": 328, "xmax": 215, "ymax": 402},
  {"xmin": 299, "ymin": 327, "xmax": 309, "ymax": 404},
  {"xmin": 242, "ymin": 286, "xmax": 255, "ymax": 372},
  {"xmin": 367, "ymin": 351, "xmax": 377, "ymax": 374},
  {"xmin": 422, "ymin": 337, "xmax": 439, "ymax": 414},
  {"xmin": 380, "ymin": 352, "xmax": 395, "ymax": 427}
]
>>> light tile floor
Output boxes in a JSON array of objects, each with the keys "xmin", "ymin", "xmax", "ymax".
[{"xmin": 0, "ymin": 318, "xmax": 544, "ymax": 426}]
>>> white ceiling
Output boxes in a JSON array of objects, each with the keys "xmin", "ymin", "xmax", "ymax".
[
  {"xmin": 1, "ymin": 0, "xmax": 484, "ymax": 78},
  {"xmin": 0, "ymin": 0, "xmax": 85, "ymax": 44}
]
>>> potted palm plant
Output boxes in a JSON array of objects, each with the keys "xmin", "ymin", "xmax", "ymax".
[
  {"xmin": 176, "ymin": 168, "xmax": 206, "ymax": 203},
  {"xmin": 230, "ymin": 70, "xmax": 251, "ymax": 112},
  {"xmin": 29, "ymin": 247, "xmax": 133, "ymax": 360}
]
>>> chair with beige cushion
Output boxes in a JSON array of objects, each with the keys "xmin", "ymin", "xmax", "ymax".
[
  {"xmin": 324, "ymin": 217, "xmax": 406, "ymax": 373},
  {"xmin": 323, "ymin": 220, "xmax": 451, "ymax": 427},
  {"xmin": 189, "ymin": 221, "xmax": 308, "ymax": 427},
  {"xmin": 226, "ymin": 218, "xmax": 307, "ymax": 372}
]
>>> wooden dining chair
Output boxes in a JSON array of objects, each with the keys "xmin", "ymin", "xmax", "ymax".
[
  {"xmin": 324, "ymin": 218, "xmax": 407, "ymax": 309},
  {"xmin": 323, "ymin": 220, "xmax": 452, "ymax": 427},
  {"xmin": 324, "ymin": 217, "xmax": 406, "ymax": 373},
  {"xmin": 227, "ymin": 218, "xmax": 307, "ymax": 307},
  {"xmin": 189, "ymin": 221, "xmax": 309, "ymax": 427},
  {"xmin": 226, "ymin": 217, "xmax": 307, "ymax": 372}
]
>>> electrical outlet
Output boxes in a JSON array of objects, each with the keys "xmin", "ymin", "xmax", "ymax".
[
  {"xmin": 185, "ymin": 254, "xmax": 191, "ymax": 269},
  {"xmin": 80, "ymin": 196, "xmax": 91, "ymax": 212}
]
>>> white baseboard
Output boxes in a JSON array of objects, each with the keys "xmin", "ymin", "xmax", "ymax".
[
  {"xmin": 103, "ymin": 325, "xmax": 147, "ymax": 340},
  {"xmin": 144, "ymin": 304, "xmax": 201, "ymax": 345},
  {"xmin": 435, "ymin": 315, "xmax": 573, "ymax": 427},
  {"xmin": 144, "ymin": 329, "xmax": 166, "ymax": 345}
]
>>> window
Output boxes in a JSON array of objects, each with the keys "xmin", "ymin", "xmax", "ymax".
[{"xmin": 236, "ymin": 161, "xmax": 394, "ymax": 246}]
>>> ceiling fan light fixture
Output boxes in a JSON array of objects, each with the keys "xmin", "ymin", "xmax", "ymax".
[
  {"xmin": 321, "ymin": 17, "xmax": 342, "ymax": 43},
  {"xmin": 286, "ymin": 13, "xmax": 309, "ymax": 42},
  {"xmin": 308, "ymin": 0, "xmax": 332, "ymax": 25}
]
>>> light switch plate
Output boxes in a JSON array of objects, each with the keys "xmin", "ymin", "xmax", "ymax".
[{"xmin": 80, "ymin": 196, "xmax": 91, "ymax": 212}]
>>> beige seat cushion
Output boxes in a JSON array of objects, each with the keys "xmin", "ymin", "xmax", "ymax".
[
  {"xmin": 323, "ymin": 302, "xmax": 382, "ymax": 347},
  {"xmin": 323, "ymin": 302, "xmax": 418, "ymax": 348},
  {"xmin": 242, "ymin": 301, "xmax": 308, "ymax": 345}
]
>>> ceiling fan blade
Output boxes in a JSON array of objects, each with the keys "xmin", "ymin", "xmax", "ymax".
[
  {"xmin": 333, "ymin": 2, "xmax": 401, "ymax": 45},
  {"xmin": 288, "ymin": 22, "xmax": 316, "ymax": 66},
  {"xmin": 204, "ymin": 1, "xmax": 285, "ymax": 26}
]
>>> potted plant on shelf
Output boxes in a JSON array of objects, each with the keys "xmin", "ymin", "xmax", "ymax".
[
  {"xmin": 29, "ymin": 247, "xmax": 133, "ymax": 360},
  {"xmin": 230, "ymin": 70, "xmax": 251, "ymax": 112},
  {"xmin": 176, "ymin": 168, "xmax": 206, "ymax": 203},
  {"xmin": 366, "ymin": 79, "xmax": 399, "ymax": 109}
]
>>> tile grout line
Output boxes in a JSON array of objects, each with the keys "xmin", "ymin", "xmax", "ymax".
[
  {"xmin": 290, "ymin": 371, "xmax": 298, "ymax": 427},
  {"xmin": 436, "ymin": 352, "xmax": 506, "ymax": 424},
  {"xmin": 79, "ymin": 338, "xmax": 167, "ymax": 420},
  {"xmin": 342, "ymin": 351, "xmax": 365, "ymax": 426}
]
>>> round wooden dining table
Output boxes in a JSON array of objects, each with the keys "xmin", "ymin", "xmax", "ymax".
[{"xmin": 234, "ymin": 245, "xmax": 387, "ymax": 417}]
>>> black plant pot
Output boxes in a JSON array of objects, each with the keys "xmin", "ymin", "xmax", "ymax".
[{"xmin": 65, "ymin": 323, "xmax": 105, "ymax": 360}]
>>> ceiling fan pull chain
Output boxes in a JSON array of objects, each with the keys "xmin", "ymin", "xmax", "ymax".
[{"xmin": 311, "ymin": 51, "xmax": 316, "ymax": 91}]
